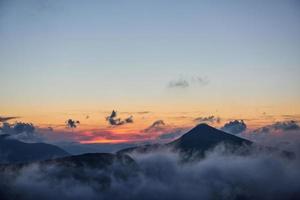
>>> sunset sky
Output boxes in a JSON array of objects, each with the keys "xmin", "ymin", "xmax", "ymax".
[{"xmin": 1, "ymin": 0, "xmax": 300, "ymax": 144}]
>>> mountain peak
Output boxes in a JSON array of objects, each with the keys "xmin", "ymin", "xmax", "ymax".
[
  {"xmin": 182, "ymin": 123, "xmax": 223, "ymax": 138},
  {"xmin": 192, "ymin": 123, "xmax": 216, "ymax": 131},
  {"xmin": 170, "ymin": 123, "xmax": 252, "ymax": 153}
]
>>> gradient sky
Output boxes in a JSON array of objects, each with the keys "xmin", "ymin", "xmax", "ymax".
[{"xmin": 0, "ymin": 0, "xmax": 300, "ymax": 143}]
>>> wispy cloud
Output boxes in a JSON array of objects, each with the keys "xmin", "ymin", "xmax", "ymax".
[
  {"xmin": 168, "ymin": 76, "xmax": 209, "ymax": 89},
  {"xmin": 194, "ymin": 116, "xmax": 221, "ymax": 124},
  {"xmin": 143, "ymin": 120, "xmax": 166, "ymax": 133},
  {"xmin": 0, "ymin": 116, "xmax": 19, "ymax": 122},
  {"xmin": 168, "ymin": 79, "xmax": 189, "ymax": 88}
]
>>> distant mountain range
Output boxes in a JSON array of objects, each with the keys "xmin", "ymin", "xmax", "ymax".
[
  {"xmin": 1, "ymin": 123, "xmax": 291, "ymax": 166},
  {"xmin": 118, "ymin": 123, "xmax": 253, "ymax": 156},
  {"xmin": 0, "ymin": 135, "xmax": 69, "ymax": 164}
]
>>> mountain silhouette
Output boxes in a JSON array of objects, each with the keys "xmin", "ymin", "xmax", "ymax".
[
  {"xmin": 0, "ymin": 136, "xmax": 69, "ymax": 164},
  {"xmin": 169, "ymin": 123, "xmax": 252, "ymax": 152},
  {"xmin": 118, "ymin": 123, "xmax": 252, "ymax": 155}
]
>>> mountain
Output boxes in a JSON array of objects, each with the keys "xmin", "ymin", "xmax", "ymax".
[
  {"xmin": 0, "ymin": 135, "xmax": 69, "ymax": 164},
  {"xmin": 0, "ymin": 153, "xmax": 139, "ymax": 197},
  {"xmin": 39, "ymin": 153, "xmax": 138, "ymax": 170},
  {"xmin": 118, "ymin": 124, "xmax": 252, "ymax": 155},
  {"xmin": 169, "ymin": 123, "xmax": 252, "ymax": 153}
]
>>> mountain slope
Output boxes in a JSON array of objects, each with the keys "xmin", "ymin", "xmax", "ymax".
[
  {"xmin": 118, "ymin": 124, "xmax": 252, "ymax": 155},
  {"xmin": 0, "ymin": 136, "xmax": 69, "ymax": 164},
  {"xmin": 169, "ymin": 123, "xmax": 252, "ymax": 152}
]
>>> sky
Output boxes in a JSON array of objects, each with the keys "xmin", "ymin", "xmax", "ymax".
[{"xmin": 0, "ymin": 0, "xmax": 300, "ymax": 144}]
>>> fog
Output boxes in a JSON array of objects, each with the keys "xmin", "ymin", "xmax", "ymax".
[{"xmin": 1, "ymin": 145, "xmax": 299, "ymax": 200}]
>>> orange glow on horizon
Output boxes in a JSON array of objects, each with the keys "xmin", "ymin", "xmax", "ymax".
[{"xmin": 80, "ymin": 139, "xmax": 132, "ymax": 144}]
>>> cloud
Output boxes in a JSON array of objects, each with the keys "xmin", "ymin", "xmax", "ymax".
[
  {"xmin": 0, "ymin": 122, "xmax": 35, "ymax": 135},
  {"xmin": 66, "ymin": 119, "xmax": 80, "ymax": 129},
  {"xmin": 0, "ymin": 122, "xmax": 42, "ymax": 143},
  {"xmin": 106, "ymin": 110, "xmax": 133, "ymax": 126},
  {"xmin": 1, "ymin": 145, "xmax": 300, "ymax": 200},
  {"xmin": 168, "ymin": 79, "xmax": 189, "ymax": 88},
  {"xmin": 269, "ymin": 120, "xmax": 299, "ymax": 131},
  {"xmin": 0, "ymin": 116, "xmax": 19, "ymax": 122},
  {"xmin": 194, "ymin": 116, "xmax": 221, "ymax": 124},
  {"xmin": 124, "ymin": 116, "xmax": 134, "ymax": 123},
  {"xmin": 253, "ymin": 120, "xmax": 300, "ymax": 134},
  {"xmin": 167, "ymin": 76, "xmax": 209, "ymax": 89},
  {"xmin": 241, "ymin": 121, "xmax": 300, "ymax": 151},
  {"xmin": 221, "ymin": 120, "xmax": 247, "ymax": 135},
  {"xmin": 191, "ymin": 76, "xmax": 209, "ymax": 86},
  {"xmin": 136, "ymin": 111, "xmax": 151, "ymax": 115},
  {"xmin": 143, "ymin": 120, "xmax": 166, "ymax": 133}
]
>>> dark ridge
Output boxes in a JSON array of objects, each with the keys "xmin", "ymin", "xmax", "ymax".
[
  {"xmin": 0, "ymin": 137, "xmax": 69, "ymax": 164},
  {"xmin": 40, "ymin": 153, "xmax": 137, "ymax": 169}
]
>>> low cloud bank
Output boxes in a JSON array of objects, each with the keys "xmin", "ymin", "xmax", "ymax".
[
  {"xmin": 253, "ymin": 120, "xmax": 300, "ymax": 134},
  {"xmin": 0, "ymin": 145, "xmax": 299, "ymax": 200}
]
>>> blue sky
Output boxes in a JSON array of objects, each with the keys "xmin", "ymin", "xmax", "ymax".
[{"xmin": 0, "ymin": 0, "xmax": 300, "ymax": 125}]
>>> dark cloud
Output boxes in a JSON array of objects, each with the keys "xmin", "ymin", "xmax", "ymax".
[
  {"xmin": 66, "ymin": 119, "xmax": 80, "ymax": 129},
  {"xmin": 221, "ymin": 120, "xmax": 247, "ymax": 135},
  {"xmin": 106, "ymin": 110, "xmax": 133, "ymax": 126},
  {"xmin": 143, "ymin": 120, "xmax": 166, "ymax": 133},
  {"xmin": 194, "ymin": 116, "xmax": 221, "ymax": 124},
  {"xmin": 124, "ymin": 116, "xmax": 134, "ymax": 124},
  {"xmin": 0, "ymin": 116, "xmax": 19, "ymax": 122}
]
